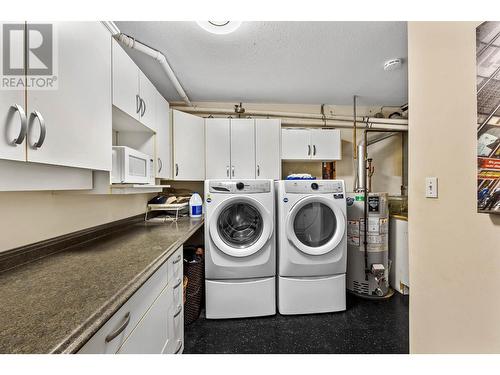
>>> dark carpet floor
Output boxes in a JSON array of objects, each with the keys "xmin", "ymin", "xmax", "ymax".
[{"xmin": 184, "ymin": 292, "xmax": 409, "ymax": 354}]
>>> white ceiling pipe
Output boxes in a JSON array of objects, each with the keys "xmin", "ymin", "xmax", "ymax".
[
  {"xmin": 101, "ymin": 21, "xmax": 192, "ymax": 106},
  {"xmin": 281, "ymin": 118, "xmax": 407, "ymax": 131},
  {"xmin": 172, "ymin": 106, "xmax": 408, "ymax": 130}
]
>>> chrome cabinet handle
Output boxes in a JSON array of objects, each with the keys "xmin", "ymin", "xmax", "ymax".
[
  {"xmin": 173, "ymin": 305, "xmax": 182, "ymax": 318},
  {"xmin": 173, "ymin": 278, "xmax": 182, "ymax": 289},
  {"xmin": 174, "ymin": 340, "xmax": 182, "ymax": 354},
  {"xmin": 257, "ymin": 165, "xmax": 260, "ymax": 176},
  {"xmin": 158, "ymin": 158, "xmax": 162, "ymax": 173},
  {"xmin": 313, "ymin": 145, "xmax": 316, "ymax": 156},
  {"xmin": 231, "ymin": 166, "xmax": 235, "ymax": 177},
  {"xmin": 307, "ymin": 145, "xmax": 311, "ymax": 156},
  {"xmin": 105, "ymin": 312, "xmax": 130, "ymax": 343},
  {"xmin": 226, "ymin": 166, "xmax": 229, "ymax": 177},
  {"xmin": 141, "ymin": 98, "xmax": 146, "ymax": 117},
  {"xmin": 173, "ymin": 254, "xmax": 182, "ymax": 264},
  {"xmin": 29, "ymin": 111, "xmax": 46, "ymax": 149},
  {"xmin": 175, "ymin": 163, "xmax": 179, "ymax": 176},
  {"xmin": 136, "ymin": 95, "xmax": 142, "ymax": 114},
  {"xmin": 10, "ymin": 104, "xmax": 27, "ymax": 145}
]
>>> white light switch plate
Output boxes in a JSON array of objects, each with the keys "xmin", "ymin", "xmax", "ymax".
[{"xmin": 425, "ymin": 177, "xmax": 438, "ymax": 198}]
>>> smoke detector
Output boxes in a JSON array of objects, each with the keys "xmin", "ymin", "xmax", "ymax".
[{"xmin": 383, "ymin": 58, "xmax": 403, "ymax": 71}]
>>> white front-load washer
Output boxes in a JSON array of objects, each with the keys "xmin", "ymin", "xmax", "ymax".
[
  {"xmin": 204, "ymin": 179, "xmax": 276, "ymax": 319},
  {"xmin": 276, "ymin": 179, "xmax": 347, "ymax": 315}
]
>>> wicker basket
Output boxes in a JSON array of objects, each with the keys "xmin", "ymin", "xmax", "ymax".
[{"xmin": 183, "ymin": 250, "xmax": 204, "ymax": 325}]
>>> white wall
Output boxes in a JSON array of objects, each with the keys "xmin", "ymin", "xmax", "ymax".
[
  {"xmin": 408, "ymin": 21, "xmax": 500, "ymax": 353},
  {"xmin": 0, "ymin": 192, "xmax": 152, "ymax": 252}
]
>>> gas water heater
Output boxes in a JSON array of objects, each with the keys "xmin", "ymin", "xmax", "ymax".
[{"xmin": 346, "ymin": 192, "xmax": 391, "ymax": 298}]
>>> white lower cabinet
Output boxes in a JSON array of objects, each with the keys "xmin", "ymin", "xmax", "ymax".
[
  {"xmin": 79, "ymin": 246, "xmax": 184, "ymax": 354},
  {"xmin": 117, "ymin": 283, "xmax": 173, "ymax": 354}
]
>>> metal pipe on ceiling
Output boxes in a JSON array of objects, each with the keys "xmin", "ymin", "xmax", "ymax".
[
  {"xmin": 171, "ymin": 106, "xmax": 408, "ymax": 130},
  {"xmin": 367, "ymin": 132, "xmax": 400, "ymax": 145},
  {"xmin": 101, "ymin": 21, "xmax": 192, "ymax": 106}
]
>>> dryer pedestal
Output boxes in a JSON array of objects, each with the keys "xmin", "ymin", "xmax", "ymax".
[
  {"xmin": 205, "ymin": 277, "xmax": 276, "ymax": 319},
  {"xmin": 278, "ymin": 274, "xmax": 346, "ymax": 315}
]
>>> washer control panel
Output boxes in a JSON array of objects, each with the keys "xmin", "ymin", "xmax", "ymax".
[
  {"xmin": 284, "ymin": 179, "xmax": 344, "ymax": 194},
  {"xmin": 209, "ymin": 180, "xmax": 271, "ymax": 193}
]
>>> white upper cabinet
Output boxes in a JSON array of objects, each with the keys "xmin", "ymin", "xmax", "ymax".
[
  {"xmin": 172, "ymin": 110, "xmax": 205, "ymax": 181},
  {"xmin": 205, "ymin": 118, "xmax": 231, "ymax": 179},
  {"xmin": 282, "ymin": 128, "xmax": 341, "ymax": 161},
  {"xmin": 0, "ymin": 81, "xmax": 26, "ymax": 162},
  {"xmin": 255, "ymin": 119, "xmax": 281, "ymax": 179},
  {"xmin": 155, "ymin": 95, "xmax": 171, "ymax": 179},
  {"xmin": 310, "ymin": 128, "xmax": 342, "ymax": 160},
  {"xmin": 112, "ymin": 39, "xmax": 140, "ymax": 121},
  {"xmin": 281, "ymin": 128, "xmax": 311, "ymax": 160},
  {"xmin": 230, "ymin": 119, "xmax": 255, "ymax": 179},
  {"xmin": 138, "ymin": 72, "xmax": 157, "ymax": 131},
  {"xmin": 25, "ymin": 22, "xmax": 112, "ymax": 171},
  {"xmin": 112, "ymin": 39, "xmax": 157, "ymax": 133}
]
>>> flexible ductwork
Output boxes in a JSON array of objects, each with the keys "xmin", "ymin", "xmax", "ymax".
[{"xmin": 102, "ymin": 21, "xmax": 192, "ymax": 106}]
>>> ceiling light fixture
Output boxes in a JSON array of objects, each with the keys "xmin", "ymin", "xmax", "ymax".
[{"xmin": 196, "ymin": 21, "xmax": 242, "ymax": 35}]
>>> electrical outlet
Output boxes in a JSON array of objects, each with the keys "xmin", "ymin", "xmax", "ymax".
[{"xmin": 425, "ymin": 177, "xmax": 438, "ymax": 198}]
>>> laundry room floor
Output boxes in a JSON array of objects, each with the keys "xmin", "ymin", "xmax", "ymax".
[{"xmin": 183, "ymin": 293, "xmax": 409, "ymax": 354}]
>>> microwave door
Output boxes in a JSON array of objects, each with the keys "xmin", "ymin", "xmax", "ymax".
[{"xmin": 127, "ymin": 154, "xmax": 150, "ymax": 184}]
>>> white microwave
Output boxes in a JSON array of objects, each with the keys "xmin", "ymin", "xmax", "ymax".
[{"xmin": 112, "ymin": 146, "xmax": 154, "ymax": 184}]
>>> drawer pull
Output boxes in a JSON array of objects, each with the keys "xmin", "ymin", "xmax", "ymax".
[
  {"xmin": 173, "ymin": 254, "xmax": 182, "ymax": 264},
  {"xmin": 173, "ymin": 278, "xmax": 182, "ymax": 289},
  {"xmin": 105, "ymin": 312, "xmax": 130, "ymax": 343},
  {"xmin": 174, "ymin": 340, "xmax": 183, "ymax": 354},
  {"xmin": 173, "ymin": 305, "xmax": 182, "ymax": 318}
]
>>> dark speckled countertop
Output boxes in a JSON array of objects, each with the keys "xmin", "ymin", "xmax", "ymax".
[{"xmin": 0, "ymin": 217, "xmax": 204, "ymax": 354}]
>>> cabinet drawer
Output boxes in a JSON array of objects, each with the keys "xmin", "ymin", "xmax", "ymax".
[
  {"xmin": 165, "ymin": 303, "xmax": 183, "ymax": 354},
  {"xmin": 168, "ymin": 246, "xmax": 183, "ymax": 283},
  {"xmin": 78, "ymin": 260, "xmax": 169, "ymax": 354},
  {"xmin": 117, "ymin": 282, "xmax": 173, "ymax": 354}
]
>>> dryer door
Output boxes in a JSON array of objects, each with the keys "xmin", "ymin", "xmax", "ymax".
[
  {"xmin": 209, "ymin": 196, "xmax": 273, "ymax": 257},
  {"xmin": 286, "ymin": 195, "xmax": 346, "ymax": 256}
]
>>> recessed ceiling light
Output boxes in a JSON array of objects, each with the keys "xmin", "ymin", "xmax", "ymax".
[{"xmin": 196, "ymin": 21, "xmax": 242, "ymax": 35}]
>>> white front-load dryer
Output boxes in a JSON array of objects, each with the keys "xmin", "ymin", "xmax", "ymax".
[
  {"xmin": 204, "ymin": 179, "xmax": 276, "ymax": 319},
  {"xmin": 276, "ymin": 179, "xmax": 347, "ymax": 315}
]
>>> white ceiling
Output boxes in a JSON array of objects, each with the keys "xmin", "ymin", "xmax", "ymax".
[{"xmin": 114, "ymin": 21, "xmax": 408, "ymax": 106}]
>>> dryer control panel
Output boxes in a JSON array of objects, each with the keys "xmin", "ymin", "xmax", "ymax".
[
  {"xmin": 284, "ymin": 179, "xmax": 344, "ymax": 194},
  {"xmin": 209, "ymin": 180, "xmax": 271, "ymax": 194}
]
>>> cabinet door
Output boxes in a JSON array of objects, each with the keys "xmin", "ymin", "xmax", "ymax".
[
  {"xmin": 138, "ymin": 71, "xmax": 157, "ymax": 131},
  {"xmin": 172, "ymin": 110, "xmax": 205, "ymax": 180},
  {"xmin": 117, "ymin": 283, "xmax": 173, "ymax": 354},
  {"xmin": 205, "ymin": 118, "xmax": 231, "ymax": 179},
  {"xmin": 281, "ymin": 128, "xmax": 311, "ymax": 160},
  {"xmin": 230, "ymin": 119, "xmax": 255, "ymax": 179},
  {"xmin": 310, "ymin": 129, "xmax": 342, "ymax": 160},
  {"xmin": 112, "ymin": 39, "xmax": 140, "ymax": 120},
  {"xmin": 0, "ymin": 94, "xmax": 26, "ymax": 162},
  {"xmin": 155, "ymin": 95, "xmax": 171, "ymax": 179},
  {"xmin": 255, "ymin": 119, "xmax": 281, "ymax": 179},
  {"xmin": 26, "ymin": 22, "xmax": 112, "ymax": 170}
]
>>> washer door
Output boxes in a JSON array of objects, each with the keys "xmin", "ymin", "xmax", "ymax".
[
  {"xmin": 286, "ymin": 195, "xmax": 346, "ymax": 256},
  {"xmin": 209, "ymin": 196, "xmax": 272, "ymax": 257}
]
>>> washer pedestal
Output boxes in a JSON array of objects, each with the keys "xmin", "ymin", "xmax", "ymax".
[
  {"xmin": 278, "ymin": 274, "xmax": 346, "ymax": 315},
  {"xmin": 205, "ymin": 277, "xmax": 276, "ymax": 319}
]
